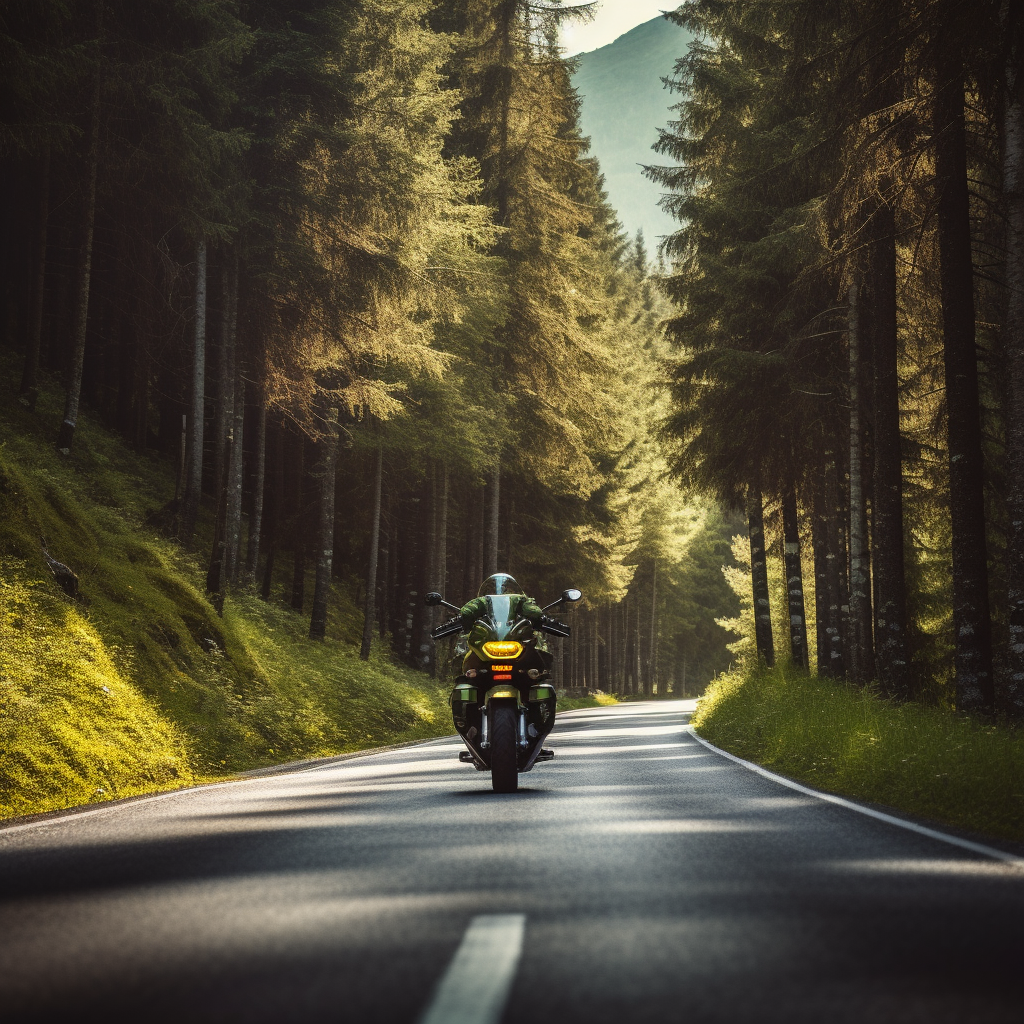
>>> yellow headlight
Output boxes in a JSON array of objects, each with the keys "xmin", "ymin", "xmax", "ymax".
[{"xmin": 482, "ymin": 641, "xmax": 523, "ymax": 659}]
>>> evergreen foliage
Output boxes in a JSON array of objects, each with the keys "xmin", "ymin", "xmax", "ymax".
[{"xmin": 649, "ymin": 0, "xmax": 1024, "ymax": 717}]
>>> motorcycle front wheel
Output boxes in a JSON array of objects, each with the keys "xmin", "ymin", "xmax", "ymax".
[{"xmin": 489, "ymin": 704, "xmax": 519, "ymax": 793}]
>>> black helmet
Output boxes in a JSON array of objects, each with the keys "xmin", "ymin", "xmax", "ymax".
[{"xmin": 478, "ymin": 573, "xmax": 524, "ymax": 597}]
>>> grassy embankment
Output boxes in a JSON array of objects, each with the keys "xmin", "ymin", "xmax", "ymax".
[
  {"xmin": 0, "ymin": 361, "xmax": 612, "ymax": 821},
  {"xmin": 692, "ymin": 664, "xmax": 1024, "ymax": 842},
  {"xmin": 3, "ymin": 359, "xmax": 567, "ymax": 818}
]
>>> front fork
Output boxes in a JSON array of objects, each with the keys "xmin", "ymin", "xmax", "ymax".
[{"xmin": 478, "ymin": 704, "xmax": 529, "ymax": 750}]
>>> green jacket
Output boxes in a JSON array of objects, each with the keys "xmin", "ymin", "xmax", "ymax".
[{"xmin": 460, "ymin": 594, "xmax": 544, "ymax": 629}]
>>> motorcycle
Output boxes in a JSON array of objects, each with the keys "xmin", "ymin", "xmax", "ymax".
[{"xmin": 425, "ymin": 587, "xmax": 582, "ymax": 792}]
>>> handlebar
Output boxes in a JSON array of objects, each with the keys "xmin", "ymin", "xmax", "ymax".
[
  {"xmin": 431, "ymin": 617, "xmax": 464, "ymax": 640},
  {"xmin": 429, "ymin": 616, "xmax": 571, "ymax": 641},
  {"xmin": 539, "ymin": 616, "xmax": 571, "ymax": 638}
]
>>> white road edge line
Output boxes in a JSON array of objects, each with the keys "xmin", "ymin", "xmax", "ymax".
[
  {"xmin": 418, "ymin": 914, "xmax": 526, "ymax": 1024},
  {"xmin": 686, "ymin": 727, "xmax": 1024, "ymax": 869}
]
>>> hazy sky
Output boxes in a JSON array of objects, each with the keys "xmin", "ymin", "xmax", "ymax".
[{"xmin": 560, "ymin": 1, "xmax": 676, "ymax": 56}]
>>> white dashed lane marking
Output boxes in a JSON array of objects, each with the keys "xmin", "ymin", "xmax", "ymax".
[{"xmin": 417, "ymin": 914, "xmax": 526, "ymax": 1024}]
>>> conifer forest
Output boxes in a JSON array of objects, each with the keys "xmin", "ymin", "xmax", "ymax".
[
  {"xmin": 4, "ymin": 6, "xmax": 1024, "ymax": 1020},
  {"xmin": 2, "ymin": 0, "xmax": 1024, "ymax": 724}
]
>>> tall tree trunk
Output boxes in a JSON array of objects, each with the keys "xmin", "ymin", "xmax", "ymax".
[
  {"xmin": 389, "ymin": 509, "xmax": 402, "ymax": 646},
  {"xmin": 848, "ymin": 280, "xmax": 874, "ymax": 684},
  {"xmin": 57, "ymin": 7, "xmax": 103, "ymax": 454},
  {"xmin": 621, "ymin": 598, "xmax": 629, "ymax": 693},
  {"xmin": 213, "ymin": 257, "xmax": 234, "ymax": 519},
  {"xmin": 205, "ymin": 434, "xmax": 230, "ymax": 614},
  {"xmin": 1003, "ymin": 0, "xmax": 1024, "ymax": 716},
  {"xmin": 19, "ymin": 148, "xmax": 50, "ymax": 410},
  {"xmin": 418, "ymin": 479, "xmax": 436, "ymax": 673},
  {"xmin": 223, "ymin": 260, "xmax": 244, "ymax": 583},
  {"xmin": 180, "ymin": 240, "xmax": 207, "ymax": 542},
  {"xmin": 580, "ymin": 617, "xmax": 587, "ymax": 690},
  {"xmin": 747, "ymin": 487, "xmax": 775, "ymax": 667},
  {"xmin": 606, "ymin": 605, "xmax": 614, "ymax": 693},
  {"xmin": 486, "ymin": 463, "xmax": 500, "ymax": 576},
  {"xmin": 812, "ymin": 474, "xmax": 831, "ymax": 675},
  {"xmin": 290, "ymin": 429, "xmax": 306, "ymax": 612},
  {"xmin": 572, "ymin": 609, "xmax": 580, "ymax": 689},
  {"xmin": 825, "ymin": 453, "xmax": 846, "ymax": 678},
  {"xmin": 437, "ymin": 462, "xmax": 449, "ymax": 595},
  {"xmin": 476, "ymin": 489, "xmax": 485, "ymax": 586},
  {"xmin": 246, "ymin": 399, "xmax": 266, "ymax": 585},
  {"xmin": 461, "ymin": 492, "xmax": 474, "ymax": 601},
  {"xmin": 379, "ymin": 483, "xmax": 392, "ymax": 639},
  {"xmin": 782, "ymin": 489, "xmax": 809, "ymax": 670},
  {"xmin": 606, "ymin": 605, "xmax": 615, "ymax": 693},
  {"xmin": 361, "ymin": 443, "xmax": 384, "ymax": 660},
  {"xmin": 224, "ymin": 374, "xmax": 245, "ymax": 586},
  {"xmin": 599, "ymin": 605, "xmax": 608, "ymax": 692},
  {"xmin": 174, "ymin": 412, "xmax": 186, "ymax": 508},
  {"xmin": 615, "ymin": 600, "xmax": 623, "ymax": 693},
  {"xmin": 309, "ymin": 409, "xmax": 340, "ymax": 640},
  {"xmin": 261, "ymin": 419, "xmax": 284, "ymax": 600},
  {"xmin": 626, "ymin": 595, "xmax": 636, "ymax": 693},
  {"xmin": 934, "ymin": 62, "xmax": 995, "ymax": 712},
  {"xmin": 400, "ymin": 505, "xmax": 421, "ymax": 664},
  {"xmin": 630, "ymin": 598, "xmax": 638, "ymax": 692},
  {"xmin": 870, "ymin": 204, "xmax": 910, "ymax": 698},
  {"xmin": 839, "ymin": 494, "xmax": 852, "ymax": 666},
  {"xmin": 649, "ymin": 560, "xmax": 658, "ymax": 694}
]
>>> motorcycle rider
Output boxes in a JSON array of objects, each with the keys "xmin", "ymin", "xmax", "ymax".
[
  {"xmin": 459, "ymin": 573, "xmax": 543, "ymax": 629},
  {"xmin": 459, "ymin": 573, "xmax": 554, "ymax": 685}
]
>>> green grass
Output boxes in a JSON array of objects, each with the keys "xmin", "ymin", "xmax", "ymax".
[
  {"xmin": 556, "ymin": 693, "xmax": 620, "ymax": 712},
  {"xmin": 0, "ymin": 356, "xmax": 450, "ymax": 820},
  {"xmin": 692, "ymin": 664, "xmax": 1024, "ymax": 842}
]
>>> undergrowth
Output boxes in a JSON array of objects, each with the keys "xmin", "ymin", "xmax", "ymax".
[
  {"xmin": 692, "ymin": 664, "xmax": 1024, "ymax": 842},
  {"xmin": 0, "ymin": 357, "xmax": 449, "ymax": 820},
  {"xmin": 556, "ymin": 693, "xmax": 620, "ymax": 712}
]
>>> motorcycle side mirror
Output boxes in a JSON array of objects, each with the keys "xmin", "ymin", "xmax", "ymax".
[
  {"xmin": 541, "ymin": 588, "xmax": 583, "ymax": 613},
  {"xmin": 425, "ymin": 592, "xmax": 465, "ymax": 614}
]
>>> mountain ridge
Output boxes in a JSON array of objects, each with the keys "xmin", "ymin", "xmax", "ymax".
[{"xmin": 573, "ymin": 15, "xmax": 692, "ymax": 244}]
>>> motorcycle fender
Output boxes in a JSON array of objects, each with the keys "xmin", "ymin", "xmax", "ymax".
[{"xmin": 485, "ymin": 689, "xmax": 521, "ymax": 705}]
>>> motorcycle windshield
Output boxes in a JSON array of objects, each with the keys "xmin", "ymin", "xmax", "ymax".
[{"xmin": 484, "ymin": 595, "xmax": 515, "ymax": 640}]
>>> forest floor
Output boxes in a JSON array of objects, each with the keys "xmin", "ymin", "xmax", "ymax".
[
  {"xmin": 692, "ymin": 664, "xmax": 1024, "ymax": 842},
  {"xmin": 0, "ymin": 359, "xmax": 470, "ymax": 821}
]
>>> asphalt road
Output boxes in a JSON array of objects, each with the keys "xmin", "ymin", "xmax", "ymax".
[{"xmin": 1, "ymin": 700, "xmax": 1022, "ymax": 1023}]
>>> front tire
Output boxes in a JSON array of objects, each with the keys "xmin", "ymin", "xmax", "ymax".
[{"xmin": 490, "ymin": 704, "xmax": 518, "ymax": 793}]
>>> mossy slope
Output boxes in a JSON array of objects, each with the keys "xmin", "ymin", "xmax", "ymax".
[{"xmin": 0, "ymin": 364, "xmax": 449, "ymax": 820}]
